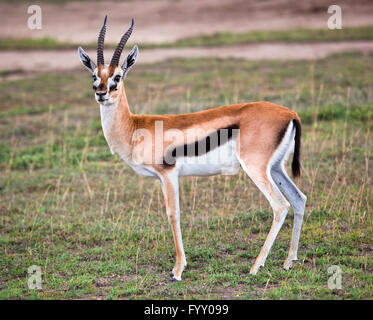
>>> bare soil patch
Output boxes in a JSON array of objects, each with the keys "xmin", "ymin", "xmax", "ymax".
[{"xmin": 1, "ymin": 41, "xmax": 373, "ymax": 76}]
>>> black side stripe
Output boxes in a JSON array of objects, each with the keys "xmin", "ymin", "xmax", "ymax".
[{"xmin": 163, "ymin": 124, "xmax": 239, "ymax": 167}]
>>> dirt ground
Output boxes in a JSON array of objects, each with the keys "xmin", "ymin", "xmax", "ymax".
[
  {"xmin": 2, "ymin": 41, "xmax": 373, "ymax": 76},
  {"xmin": 1, "ymin": 0, "xmax": 373, "ymax": 76},
  {"xmin": 1, "ymin": 0, "xmax": 373, "ymax": 44}
]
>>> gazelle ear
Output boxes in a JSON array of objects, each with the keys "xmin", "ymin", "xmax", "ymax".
[
  {"xmin": 78, "ymin": 46, "xmax": 97, "ymax": 73},
  {"xmin": 121, "ymin": 45, "xmax": 138, "ymax": 78}
]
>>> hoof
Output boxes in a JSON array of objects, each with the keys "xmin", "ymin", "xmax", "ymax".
[
  {"xmin": 283, "ymin": 258, "xmax": 297, "ymax": 270},
  {"xmin": 249, "ymin": 269, "xmax": 258, "ymax": 275},
  {"xmin": 169, "ymin": 272, "xmax": 174, "ymax": 278},
  {"xmin": 170, "ymin": 277, "xmax": 181, "ymax": 282},
  {"xmin": 250, "ymin": 263, "xmax": 263, "ymax": 275}
]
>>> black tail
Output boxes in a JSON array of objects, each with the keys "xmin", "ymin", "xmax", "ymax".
[{"xmin": 292, "ymin": 119, "xmax": 301, "ymax": 178}]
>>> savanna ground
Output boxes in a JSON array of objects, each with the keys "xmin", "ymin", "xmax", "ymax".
[{"xmin": 0, "ymin": 51, "xmax": 372, "ymax": 299}]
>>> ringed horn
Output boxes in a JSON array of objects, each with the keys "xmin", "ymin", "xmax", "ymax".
[
  {"xmin": 110, "ymin": 18, "xmax": 135, "ymax": 66},
  {"xmin": 97, "ymin": 15, "xmax": 107, "ymax": 66}
]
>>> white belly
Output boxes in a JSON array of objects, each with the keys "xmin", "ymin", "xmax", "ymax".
[
  {"xmin": 118, "ymin": 138, "xmax": 240, "ymax": 178},
  {"xmin": 177, "ymin": 138, "xmax": 241, "ymax": 176}
]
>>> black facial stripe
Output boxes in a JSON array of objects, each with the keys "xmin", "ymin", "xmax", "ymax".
[
  {"xmin": 98, "ymin": 83, "xmax": 106, "ymax": 91},
  {"xmin": 110, "ymin": 83, "xmax": 118, "ymax": 91},
  {"xmin": 163, "ymin": 124, "xmax": 239, "ymax": 167}
]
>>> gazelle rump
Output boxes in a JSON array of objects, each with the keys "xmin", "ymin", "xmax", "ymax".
[{"xmin": 78, "ymin": 16, "xmax": 307, "ymax": 281}]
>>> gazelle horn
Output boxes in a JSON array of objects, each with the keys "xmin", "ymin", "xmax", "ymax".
[
  {"xmin": 110, "ymin": 18, "xmax": 134, "ymax": 66},
  {"xmin": 97, "ymin": 15, "xmax": 107, "ymax": 66}
]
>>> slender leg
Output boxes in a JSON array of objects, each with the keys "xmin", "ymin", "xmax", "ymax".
[
  {"xmin": 159, "ymin": 170, "xmax": 186, "ymax": 281},
  {"xmin": 239, "ymin": 160, "xmax": 290, "ymax": 275},
  {"xmin": 271, "ymin": 163, "xmax": 306, "ymax": 269}
]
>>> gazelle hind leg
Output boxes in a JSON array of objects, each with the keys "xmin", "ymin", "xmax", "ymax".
[
  {"xmin": 159, "ymin": 170, "xmax": 187, "ymax": 281},
  {"xmin": 238, "ymin": 159, "xmax": 290, "ymax": 275},
  {"xmin": 271, "ymin": 163, "xmax": 306, "ymax": 269}
]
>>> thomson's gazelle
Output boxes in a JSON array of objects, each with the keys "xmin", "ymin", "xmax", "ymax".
[{"xmin": 78, "ymin": 16, "xmax": 307, "ymax": 281}]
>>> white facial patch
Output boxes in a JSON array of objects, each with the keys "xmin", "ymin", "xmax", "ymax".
[
  {"xmin": 92, "ymin": 69, "xmax": 101, "ymax": 87},
  {"xmin": 93, "ymin": 77, "xmax": 100, "ymax": 87},
  {"xmin": 108, "ymin": 72, "xmax": 123, "ymax": 91},
  {"xmin": 108, "ymin": 77, "xmax": 116, "ymax": 88}
]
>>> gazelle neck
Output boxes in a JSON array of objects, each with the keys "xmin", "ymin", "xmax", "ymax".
[{"xmin": 99, "ymin": 84, "xmax": 135, "ymax": 159}]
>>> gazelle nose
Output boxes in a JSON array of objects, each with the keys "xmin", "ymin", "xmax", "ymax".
[{"xmin": 96, "ymin": 92, "xmax": 107, "ymax": 97}]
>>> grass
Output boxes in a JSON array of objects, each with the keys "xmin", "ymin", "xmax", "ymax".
[
  {"xmin": 1, "ymin": 26, "xmax": 373, "ymax": 50},
  {"xmin": 0, "ymin": 52, "xmax": 372, "ymax": 299},
  {"xmin": 0, "ymin": 37, "xmax": 72, "ymax": 51},
  {"xmin": 152, "ymin": 26, "xmax": 373, "ymax": 48}
]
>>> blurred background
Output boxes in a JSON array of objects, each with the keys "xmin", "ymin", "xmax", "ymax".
[
  {"xmin": 0, "ymin": 0, "xmax": 372, "ymax": 300},
  {"xmin": 0, "ymin": 0, "xmax": 373, "ymax": 73}
]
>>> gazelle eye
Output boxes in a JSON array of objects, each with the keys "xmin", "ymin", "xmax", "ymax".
[
  {"xmin": 114, "ymin": 75, "xmax": 121, "ymax": 82},
  {"xmin": 92, "ymin": 75, "xmax": 97, "ymax": 81}
]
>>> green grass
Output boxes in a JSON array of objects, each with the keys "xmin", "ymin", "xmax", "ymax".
[
  {"xmin": 0, "ymin": 37, "xmax": 74, "ymax": 51},
  {"xmin": 151, "ymin": 26, "xmax": 373, "ymax": 48},
  {"xmin": 1, "ymin": 26, "xmax": 373, "ymax": 50},
  {"xmin": 0, "ymin": 52, "xmax": 372, "ymax": 299}
]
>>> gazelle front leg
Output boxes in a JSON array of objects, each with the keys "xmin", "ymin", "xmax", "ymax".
[{"xmin": 159, "ymin": 170, "xmax": 187, "ymax": 281}]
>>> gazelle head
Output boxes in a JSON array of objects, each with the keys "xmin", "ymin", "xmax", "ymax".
[{"xmin": 78, "ymin": 16, "xmax": 138, "ymax": 106}]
